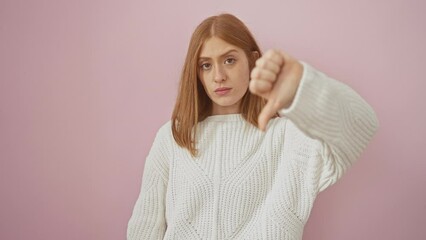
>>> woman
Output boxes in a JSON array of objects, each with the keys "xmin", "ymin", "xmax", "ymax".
[{"xmin": 127, "ymin": 13, "xmax": 379, "ymax": 240}]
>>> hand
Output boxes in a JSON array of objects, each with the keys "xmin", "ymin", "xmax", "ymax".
[{"xmin": 249, "ymin": 49, "xmax": 304, "ymax": 131}]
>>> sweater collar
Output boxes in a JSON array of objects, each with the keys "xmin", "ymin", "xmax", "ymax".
[{"xmin": 203, "ymin": 113, "xmax": 244, "ymax": 122}]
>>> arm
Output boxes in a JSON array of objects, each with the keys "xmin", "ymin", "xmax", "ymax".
[
  {"xmin": 250, "ymin": 50, "xmax": 379, "ymax": 193},
  {"xmin": 279, "ymin": 61, "xmax": 379, "ymax": 193},
  {"xmin": 127, "ymin": 123, "xmax": 170, "ymax": 239}
]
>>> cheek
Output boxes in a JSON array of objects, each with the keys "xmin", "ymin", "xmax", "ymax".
[
  {"xmin": 199, "ymin": 76, "xmax": 211, "ymax": 94},
  {"xmin": 237, "ymin": 65, "xmax": 251, "ymax": 85}
]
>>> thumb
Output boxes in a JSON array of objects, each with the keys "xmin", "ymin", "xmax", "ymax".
[{"xmin": 258, "ymin": 98, "xmax": 278, "ymax": 131}]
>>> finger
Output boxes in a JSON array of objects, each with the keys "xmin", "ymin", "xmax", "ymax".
[
  {"xmin": 255, "ymin": 57, "xmax": 280, "ymax": 74},
  {"xmin": 258, "ymin": 98, "xmax": 278, "ymax": 131},
  {"xmin": 250, "ymin": 67, "xmax": 277, "ymax": 83},
  {"xmin": 249, "ymin": 79, "xmax": 273, "ymax": 96},
  {"xmin": 263, "ymin": 49, "xmax": 284, "ymax": 67}
]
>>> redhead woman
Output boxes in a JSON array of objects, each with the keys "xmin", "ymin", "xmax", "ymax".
[{"xmin": 127, "ymin": 13, "xmax": 379, "ymax": 240}]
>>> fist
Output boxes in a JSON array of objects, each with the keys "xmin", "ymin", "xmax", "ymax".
[{"xmin": 249, "ymin": 49, "xmax": 304, "ymax": 131}]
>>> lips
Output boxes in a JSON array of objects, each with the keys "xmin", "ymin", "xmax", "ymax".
[
  {"xmin": 215, "ymin": 87, "xmax": 232, "ymax": 92},
  {"xmin": 214, "ymin": 87, "xmax": 232, "ymax": 96}
]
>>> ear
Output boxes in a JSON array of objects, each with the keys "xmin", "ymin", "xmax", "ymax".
[{"xmin": 251, "ymin": 51, "xmax": 260, "ymax": 61}]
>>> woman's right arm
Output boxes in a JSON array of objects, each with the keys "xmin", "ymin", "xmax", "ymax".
[{"xmin": 127, "ymin": 122, "xmax": 171, "ymax": 240}]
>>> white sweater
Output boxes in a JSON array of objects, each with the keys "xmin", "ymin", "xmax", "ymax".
[{"xmin": 127, "ymin": 61, "xmax": 379, "ymax": 240}]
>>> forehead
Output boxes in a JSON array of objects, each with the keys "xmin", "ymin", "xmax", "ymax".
[{"xmin": 199, "ymin": 37, "xmax": 243, "ymax": 59}]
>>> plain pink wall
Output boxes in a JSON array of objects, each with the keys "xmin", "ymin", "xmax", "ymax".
[{"xmin": 1, "ymin": 0, "xmax": 425, "ymax": 239}]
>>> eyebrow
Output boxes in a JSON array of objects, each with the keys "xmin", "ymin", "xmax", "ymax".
[{"xmin": 198, "ymin": 49, "xmax": 239, "ymax": 63}]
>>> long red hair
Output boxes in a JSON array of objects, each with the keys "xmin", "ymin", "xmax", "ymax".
[{"xmin": 171, "ymin": 13, "xmax": 276, "ymax": 158}]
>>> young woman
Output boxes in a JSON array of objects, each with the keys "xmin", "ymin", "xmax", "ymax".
[{"xmin": 127, "ymin": 13, "xmax": 379, "ymax": 240}]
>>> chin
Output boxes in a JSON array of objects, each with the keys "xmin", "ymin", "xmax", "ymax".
[{"xmin": 214, "ymin": 99, "xmax": 238, "ymax": 106}]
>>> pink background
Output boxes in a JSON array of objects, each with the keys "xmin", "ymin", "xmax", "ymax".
[{"xmin": 1, "ymin": 0, "xmax": 425, "ymax": 239}]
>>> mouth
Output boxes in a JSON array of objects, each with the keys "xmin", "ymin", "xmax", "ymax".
[{"xmin": 214, "ymin": 87, "xmax": 232, "ymax": 96}]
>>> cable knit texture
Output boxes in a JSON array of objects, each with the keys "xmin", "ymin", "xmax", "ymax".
[{"xmin": 127, "ymin": 61, "xmax": 379, "ymax": 240}]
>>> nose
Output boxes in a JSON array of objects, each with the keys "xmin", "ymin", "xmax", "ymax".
[{"xmin": 213, "ymin": 64, "xmax": 226, "ymax": 83}]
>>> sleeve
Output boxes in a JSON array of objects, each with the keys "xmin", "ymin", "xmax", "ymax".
[
  {"xmin": 279, "ymin": 61, "xmax": 379, "ymax": 194},
  {"xmin": 127, "ymin": 123, "xmax": 171, "ymax": 240}
]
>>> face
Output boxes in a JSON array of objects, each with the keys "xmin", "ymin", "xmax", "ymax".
[{"xmin": 198, "ymin": 36, "xmax": 251, "ymax": 115}]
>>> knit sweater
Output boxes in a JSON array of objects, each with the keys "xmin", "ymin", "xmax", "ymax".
[{"xmin": 127, "ymin": 61, "xmax": 379, "ymax": 240}]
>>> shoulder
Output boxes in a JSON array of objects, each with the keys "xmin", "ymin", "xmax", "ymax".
[
  {"xmin": 158, "ymin": 119, "xmax": 172, "ymax": 135},
  {"xmin": 267, "ymin": 115, "xmax": 288, "ymax": 133},
  {"xmin": 151, "ymin": 119, "xmax": 173, "ymax": 145},
  {"xmin": 269, "ymin": 116, "xmax": 320, "ymax": 147}
]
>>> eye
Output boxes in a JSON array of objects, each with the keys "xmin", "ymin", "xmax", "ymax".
[
  {"xmin": 200, "ymin": 63, "xmax": 211, "ymax": 71},
  {"xmin": 225, "ymin": 58, "xmax": 236, "ymax": 64}
]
